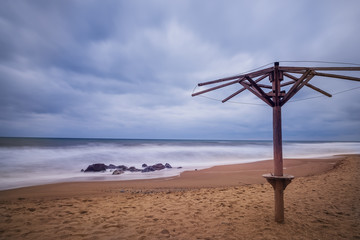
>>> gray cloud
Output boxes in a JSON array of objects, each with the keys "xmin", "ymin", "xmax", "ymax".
[{"xmin": 0, "ymin": 0, "xmax": 359, "ymax": 140}]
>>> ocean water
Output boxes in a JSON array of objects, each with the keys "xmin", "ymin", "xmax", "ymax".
[{"xmin": 0, "ymin": 138, "xmax": 359, "ymax": 190}]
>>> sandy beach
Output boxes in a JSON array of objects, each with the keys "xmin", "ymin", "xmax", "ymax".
[{"xmin": 0, "ymin": 154, "xmax": 359, "ymax": 239}]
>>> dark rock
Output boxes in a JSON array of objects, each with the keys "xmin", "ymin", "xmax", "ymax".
[
  {"xmin": 107, "ymin": 164, "xmax": 117, "ymax": 169},
  {"xmin": 112, "ymin": 169, "xmax": 124, "ymax": 175},
  {"xmin": 84, "ymin": 163, "xmax": 107, "ymax": 172},
  {"xmin": 83, "ymin": 162, "xmax": 173, "ymax": 173},
  {"xmin": 142, "ymin": 166, "xmax": 155, "ymax": 172},
  {"xmin": 128, "ymin": 166, "xmax": 141, "ymax": 172},
  {"xmin": 117, "ymin": 165, "xmax": 128, "ymax": 171},
  {"xmin": 152, "ymin": 163, "xmax": 165, "ymax": 171},
  {"xmin": 81, "ymin": 169, "xmax": 84, "ymax": 172},
  {"xmin": 142, "ymin": 163, "xmax": 171, "ymax": 172},
  {"xmin": 177, "ymin": 167, "xmax": 183, "ymax": 169}
]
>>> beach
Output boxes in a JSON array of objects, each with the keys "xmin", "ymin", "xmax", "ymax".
[{"xmin": 0, "ymin": 154, "xmax": 359, "ymax": 239}]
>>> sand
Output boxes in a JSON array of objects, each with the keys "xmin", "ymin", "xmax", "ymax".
[{"xmin": 0, "ymin": 155, "xmax": 359, "ymax": 240}]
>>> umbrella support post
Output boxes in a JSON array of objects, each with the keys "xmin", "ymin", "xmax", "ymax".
[{"xmin": 263, "ymin": 174, "xmax": 294, "ymax": 223}]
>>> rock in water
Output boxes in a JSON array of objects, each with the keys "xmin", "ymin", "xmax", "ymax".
[
  {"xmin": 84, "ymin": 163, "xmax": 107, "ymax": 172},
  {"xmin": 107, "ymin": 164, "xmax": 117, "ymax": 169},
  {"xmin": 128, "ymin": 166, "xmax": 141, "ymax": 172},
  {"xmin": 83, "ymin": 163, "xmax": 173, "ymax": 173},
  {"xmin": 112, "ymin": 169, "xmax": 124, "ymax": 175},
  {"xmin": 117, "ymin": 165, "xmax": 128, "ymax": 171},
  {"xmin": 142, "ymin": 166, "xmax": 155, "ymax": 172},
  {"xmin": 142, "ymin": 163, "xmax": 169, "ymax": 172},
  {"xmin": 152, "ymin": 163, "xmax": 165, "ymax": 170}
]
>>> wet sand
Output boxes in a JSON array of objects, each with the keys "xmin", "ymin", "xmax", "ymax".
[{"xmin": 0, "ymin": 155, "xmax": 359, "ymax": 239}]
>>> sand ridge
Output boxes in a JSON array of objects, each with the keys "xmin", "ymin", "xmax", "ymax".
[{"xmin": 0, "ymin": 155, "xmax": 359, "ymax": 239}]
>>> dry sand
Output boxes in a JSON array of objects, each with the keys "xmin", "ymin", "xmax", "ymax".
[{"xmin": 0, "ymin": 155, "xmax": 359, "ymax": 240}]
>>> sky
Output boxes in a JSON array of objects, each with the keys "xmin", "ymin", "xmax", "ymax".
[{"xmin": 0, "ymin": 0, "xmax": 360, "ymax": 140}]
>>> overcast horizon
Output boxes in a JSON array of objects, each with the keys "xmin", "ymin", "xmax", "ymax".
[{"xmin": 1, "ymin": 0, "xmax": 360, "ymax": 141}]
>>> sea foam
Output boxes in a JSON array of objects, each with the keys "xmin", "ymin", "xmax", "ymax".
[{"xmin": 0, "ymin": 138, "xmax": 359, "ymax": 190}]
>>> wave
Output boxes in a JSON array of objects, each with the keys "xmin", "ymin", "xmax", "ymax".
[{"xmin": 0, "ymin": 139, "xmax": 359, "ymax": 190}]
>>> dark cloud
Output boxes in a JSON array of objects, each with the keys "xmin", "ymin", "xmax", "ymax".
[{"xmin": 0, "ymin": 0, "xmax": 359, "ymax": 139}]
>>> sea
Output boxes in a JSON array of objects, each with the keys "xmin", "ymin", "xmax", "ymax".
[{"xmin": 0, "ymin": 137, "xmax": 359, "ymax": 190}]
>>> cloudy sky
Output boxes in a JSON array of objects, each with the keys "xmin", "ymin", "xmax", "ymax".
[{"xmin": 1, "ymin": 0, "xmax": 360, "ymax": 140}]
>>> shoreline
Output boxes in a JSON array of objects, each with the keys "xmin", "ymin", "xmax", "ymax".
[
  {"xmin": 0, "ymin": 154, "xmax": 359, "ymax": 239},
  {"xmin": 0, "ymin": 155, "xmax": 348, "ymax": 200}
]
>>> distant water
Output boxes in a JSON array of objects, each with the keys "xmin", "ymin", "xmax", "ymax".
[{"xmin": 0, "ymin": 138, "xmax": 359, "ymax": 190}]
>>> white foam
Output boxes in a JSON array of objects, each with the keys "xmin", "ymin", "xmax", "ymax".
[{"xmin": 0, "ymin": 140, "xmax": 359, "ymax": 190}]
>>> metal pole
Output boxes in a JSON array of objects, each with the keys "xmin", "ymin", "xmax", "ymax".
[
  {"xmin": 272, "ymin": 62, "xmax": 285, "ymax": 222},
  {"xmin": 272, "ymin": 62, "xmax": 283, "ymax": 177},
  {"xmin": 273, "ymin": 105, "xmax": 283, "ymax": 176},
  {"xmin": 192, "ymin": 61, "xmax": 360, "ymax": 224},
  {"xmin": 264, "ymin": 62, "xmax": 293, "ymax": 223},
  {"xmin": 274, "ymin": 177, "xmax": 285, "ymax": 222}
]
